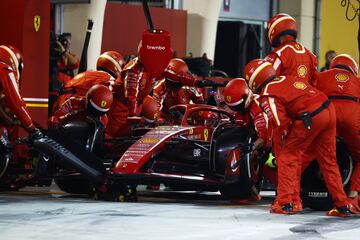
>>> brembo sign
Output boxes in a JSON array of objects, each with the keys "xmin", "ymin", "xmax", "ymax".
[{"xmin": 147, "ymin": 45, "xmax": 166, "ymax": 50}]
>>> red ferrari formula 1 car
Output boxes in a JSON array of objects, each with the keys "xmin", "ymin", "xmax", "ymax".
[
  {"xmin": 108, "ymin": 104, "xmax": 262, "ymax": 200},
  {"xmin": 31, "ymin": 103, "xmax": 262, "ymax": 201}
]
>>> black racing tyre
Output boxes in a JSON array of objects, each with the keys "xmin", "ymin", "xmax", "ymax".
[
  {"xmin": 54, "ymin": 172, "xmax": 93, "ymax": 194},
  {"xmin": 301, "ymin": 138, "xmax": 353, "ymax": 210},
  {"xmin": 220, "ymin": 145, "xmax": 262, "ymax": 200}
]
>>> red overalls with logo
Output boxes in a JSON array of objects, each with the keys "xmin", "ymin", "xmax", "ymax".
[
  {"xmin": 53, "ymin": 71, "xmax": 115, "ymax": 113},
  {"xmin": 106, "ymin": 58, "xmax": 200, "ymax": 137},
  {"xmin": 265, "ymin": 41, "xmax": 318, "ymax": 85},
  {"xmin": 314, "ymin": 68, "xmax": 360, "ymax": 193},
  {"xmin": 260, "ymin": 75, "xmax": 348, "ymax": 207},
  {"xmin": 48, "ymin": 96, "xmax": 108, "ymax": 128}
]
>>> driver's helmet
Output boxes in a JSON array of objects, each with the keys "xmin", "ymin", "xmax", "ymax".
[
  {"xmin": 189, "ymin": 110, "xmax": 217, "ymax": 126},
  {"xmin": 203, "ymin": 111, "xmax": 218, "ymax": 127}
]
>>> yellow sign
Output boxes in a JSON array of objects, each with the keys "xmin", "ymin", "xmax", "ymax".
[
  {"xmin": 101, "ymin": 100, "xmax": 107, "ymax": 108},
  {"xmin": 293, "ymin": 82, "xmax": 307, "ymax": 90},
  {"xmin": 34, "ymin": 15, "xmax": 40, "ymax": 32},
  {"xmin": 297, "ymin": 65, "xmax": 307, "ymax": 78},
  {"xmin": 204, "ymin": 129, "xmax": 209, "ymax": 141},
  {"xmin": 335, "ymin": 73, "xmax": 349, "ymax": 82}
]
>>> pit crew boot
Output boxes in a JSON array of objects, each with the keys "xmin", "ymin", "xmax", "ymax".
[
  {"xmin": 270, "ymin": 201, "xmax": 294, "ymax": 215},
  {"xmin": 292, "ymin": 200, "xmax": 303, "ymax": 213},
  {"xmin": 348, "ymin": 196, "xmax": 360, "ymax": 212},
  {"xmin": 326, "ymin": 205, "xmax": 360, "ymax": 217}
]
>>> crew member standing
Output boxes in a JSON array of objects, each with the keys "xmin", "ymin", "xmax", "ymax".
[
  {"xmin": 264, "ymin": 13, "xmax": 318, "ymax": 84},
  {"xmin": 314, "ymin": 54, "xmax": 360, "ymax": 210},
  {"xmin": 0, "ymin": 45, "xmax": 40, "ymax": 177},
  {"xmin": 56, "ymin": 33, "xmax": 80, "ymax": 85}
]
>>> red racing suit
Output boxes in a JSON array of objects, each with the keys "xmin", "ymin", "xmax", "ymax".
[
  {"xmin": 0, "ymin": 62, "xmax": 35, "ymax": 132},
  {"xmin": 106, "ymin": 57, "xmax": 200, "ymax": 137},
  {"xmin": 53, "ymin": 70, "xmax": 115, "ymax": 113},
  {"xmin": 234, "ymin": 97, "xmax": 267, "ymax": 142},
  {"xmin": 314, "ymin": 68, "xmax": 360, "ymax": 193},
  {"xmin": 260, "ymin": 75, "xmax": 349, "ymax": 207},
  {"xmin": 153, "ymin": 78, "xmax": 204, "ymax": 114},
  {"xmin": 48, "ymin": 96, "xmax": 108, "ymax": 128},
  {"xmin": 265, "ymin": 41, "xmax": 318, "ymax": 85}
]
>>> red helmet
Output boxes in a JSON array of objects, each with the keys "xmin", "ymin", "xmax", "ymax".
[
  {"xmin": 330, "ymin": 54, "xmax": 358, "ymax": 75},
  {"xmin": 243, "ymin": 59, "xmax": 276, "ymax": 93},
  {"xmin": 224, "ymin": 78, "xmax": 253, "ymax": 112},
  {"xmin": 96, "ymin": 51, "xmax": 125, "ymax": 79},
  {"xmin": 167, "ymin": 58, "xmax": 189, "ymax": 74},
  {"xmin": 0, "ymin": 44, "xmax": 24, "ymax": 80},
  {"xmin": 86, "ymin": 84, "xmax": 113, "ymax": 116},
  {"xmin": 142, "ymin": 95, "xmax": 161, "ymax": 123},
  {"xmin": 267, "ymin": 13, "xmax": 297, "ymax": 47}
]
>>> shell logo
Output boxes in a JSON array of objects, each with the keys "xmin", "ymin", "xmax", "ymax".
[
  {"xmin": 226, "ymin": 95, "xmax": 231, "ymax": 103},
  {"xmin": 101, "ymin": 100, "xmax": 107, "ymax": 107},
  {"xmin": 335, "ymin": 73, "xmax": 349, "ymax": 82},
  {"xmin": 297, "ymin": 65, "xmax": 307, "ymax": 78},
  {"xmin": 293, "ymin": 82, "xmax": 307, "ymax": 90}
]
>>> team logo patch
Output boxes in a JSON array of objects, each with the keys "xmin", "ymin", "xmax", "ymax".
[
  {"xmin": 297, "ymin": 65, "xmax": 307, "ymax": 78},
  {"xmin": 34, "ymin": 15, "xmax": 40, "ymax": 32},
  {"xmin": 226, "ymin": 95, "xmax": 231, "ymax": 103},
  {"xmin": 335, "ymin": 73, "xmax": 349, "ymax": 82},
  {"xmin": 293, "ymin": 82, "xmax": 307, "ymax": 90},
  {"xmin": 101, "ymin": 100, "xmax": 107, "ymax": 108},
  {"xmin": 295, "ymin": 43, "xmax": 301, "ymax": 50},
  {"xmin": 141, "ymin": 138, "xmax": 159, "ymax": 143},
  {"xmin": 204, "ymin": 129, "xmax": 209, "ymax": 141}
]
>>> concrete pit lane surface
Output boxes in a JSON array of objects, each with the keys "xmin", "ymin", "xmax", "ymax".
[{"xmin": 0, "ymin": 186, "xmax": 359, "ymax": 240}]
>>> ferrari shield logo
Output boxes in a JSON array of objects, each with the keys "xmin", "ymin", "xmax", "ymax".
[
  {"xmin": 34, "ymin": 15, "xmax": 40, "ymax": 32},
  {"xmin": 226, "ymin": 95, "xmax": 231, "ymax": 103},
  {"xmin": 204, "ymin": 129, "xmax": 209, "ymax": 141}
]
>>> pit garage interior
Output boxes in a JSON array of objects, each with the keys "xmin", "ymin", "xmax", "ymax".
[{"xmin": 0, "ymin": 0, "xmax": 360, "ymax": 239}]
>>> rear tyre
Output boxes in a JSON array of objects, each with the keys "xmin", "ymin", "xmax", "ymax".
[{"xmin": 301, "ymin": 138, "xmax": 353, "ymax": 210}]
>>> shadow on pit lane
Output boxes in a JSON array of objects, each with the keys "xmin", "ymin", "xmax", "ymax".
[{"xmin": 59, "ymin": 190, "xmax": 275, "ymax": 206}]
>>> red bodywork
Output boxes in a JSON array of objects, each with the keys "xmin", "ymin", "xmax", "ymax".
[{"xmin": 113, "ymin": 104, "xmax": 234, "ymax": 175}]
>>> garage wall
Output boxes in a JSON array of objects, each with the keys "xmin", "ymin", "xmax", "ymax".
[
  {"xmin": 63, "ymin": 0, "xmax": 107, "ymax": 71},
  {"xmin": 0, "ymin": 0, "xmax": 50, "ymax": 128},
  {"xmin": 101, "ymin": 3, "xmax": 187, "ymax": 58},
  {"xmin": 319, "ymin": 1, "xmax": 359, "ymax": 69},
  {"xmin": 182, "ymin": 0, "xmax": 222, "ymax": 60}
]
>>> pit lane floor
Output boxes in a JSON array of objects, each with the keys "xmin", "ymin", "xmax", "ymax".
[{"xmin": 0, "ymin": 186, "xmax": 359, "ymax": 240}]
